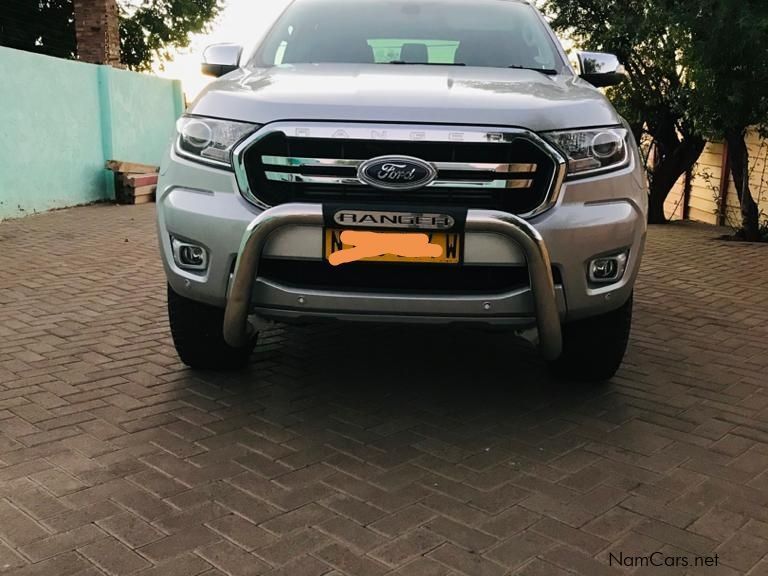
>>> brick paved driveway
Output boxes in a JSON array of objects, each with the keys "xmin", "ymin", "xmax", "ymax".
[{"xmin": 1, "ymin": 204, "xmax": 768, "ymax": 576}]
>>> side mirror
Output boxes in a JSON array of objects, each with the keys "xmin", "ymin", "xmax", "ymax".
[
  {"xmin": 201, "ymin": 43, "xmax": 243, "ymax": 77},
  {"xmin": 576, "ymin": 51, "xmax": 627, "ymax": 88}
]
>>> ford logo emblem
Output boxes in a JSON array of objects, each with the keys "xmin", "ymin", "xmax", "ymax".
[{"xmin": 357, "ymin": 155, "xmax": 437, "ymax": 191}]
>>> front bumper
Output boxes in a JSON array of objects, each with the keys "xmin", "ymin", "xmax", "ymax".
[
  {"xmin": 157, "ymin": 145, "xmax": 647, "ymax": 361},
  {"xmin": 223, "ymin": 204, "xmax": 563, "ymax": 360}
]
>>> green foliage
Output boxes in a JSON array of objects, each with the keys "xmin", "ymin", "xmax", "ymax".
[
  {"xmin": 120, "ymin": 0, "xmax": 223, "ymax": 71},
  {"xmin": 661, "ymin": 0, "xmax": 768, "ymax": 239},
  {"xmin": 0, "ymin": 0, "xmax": 76, "ymax": 59},
  {"xmin": 662, "ymin": 0, "xmax": 768, "ymax": 140},
  {"xmin": 0, "ymin": 0, "xmax": 222, "ymax": 71},
  {"xmin": 542, "ymin": 0, "xmax": 704, "ymax": 223},
  {"xmin": 543, "ymin": 0, "xmax": 697, "ymax": 148}
]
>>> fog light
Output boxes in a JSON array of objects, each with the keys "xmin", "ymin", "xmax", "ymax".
[
  {"xmin": 589, "ymin": 251, "xmax": 628, "ymax": 283},
  {"xmin": 172, "ymin": 238, "xmax": 208, "ymax": 271}
]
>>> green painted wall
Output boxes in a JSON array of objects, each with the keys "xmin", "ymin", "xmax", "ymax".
[{"xmin": 0, "ymin": 46, "xmax": 184, "ymax": 220}]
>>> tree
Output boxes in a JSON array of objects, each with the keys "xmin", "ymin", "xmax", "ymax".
[
  {"xmin": 0, "ymin": 0, "xmax": 221, "ymax": 72},
  {"xmin": 0, "ymin": 0, "xmax": 76, "ymax": 60},
  {"xmin": 120, "ymin": 0, "xmax": 222, "ymax": 71},
  {"xmin": 542, "ymin": 0, "xmax": 705, "ymax": 224},
  {"xmin": 665, "ymin": 0, "xmax": 768, "ymax": 241}
]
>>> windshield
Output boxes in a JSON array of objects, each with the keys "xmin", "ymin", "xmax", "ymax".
[{"xmin": 251, "ymin": 0, "xmax": 566, "ymax": 72}]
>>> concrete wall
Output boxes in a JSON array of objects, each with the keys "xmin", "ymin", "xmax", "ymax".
[{"xmin": 0, "ymin": 46, "xmax": 184, "ymax": 220}]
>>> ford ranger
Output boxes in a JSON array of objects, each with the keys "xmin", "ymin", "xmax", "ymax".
[{"xmin": 157, "ymin": 0, "xmax": 648, "ymax": 381}]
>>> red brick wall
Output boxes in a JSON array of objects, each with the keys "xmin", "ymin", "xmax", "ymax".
[{"xmin": 73, "ymin": 0, "xmax": 121, "ymax": 67}]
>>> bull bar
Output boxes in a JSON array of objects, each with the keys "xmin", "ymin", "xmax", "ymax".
[{"xmin": 222, "ymin": 204, "xmax": 563, "ymax": 360}]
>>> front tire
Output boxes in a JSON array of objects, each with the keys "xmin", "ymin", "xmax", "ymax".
[
  {"xmin": 549, "ymin": 293, "xmax": 633, "ymax": 382},
  {"xmin": 167, "ymin": 284, "xmax": 256, "ymax": 370}
]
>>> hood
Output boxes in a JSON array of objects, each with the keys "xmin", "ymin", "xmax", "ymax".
[{"xmin": 190, "ymin": 63, "xmax": 621, "ymax": 132}]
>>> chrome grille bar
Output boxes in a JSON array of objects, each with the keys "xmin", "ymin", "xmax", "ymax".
[
  {"xmin": 262, "ymin": 155, "xmax": 537, "ymax": 173},
  {"xmin": 264, "ymin": 172, "xmax": 363, "ymax": 186},
  {"xmin": 265, "ymin": 171, "xmax": 533, "ymax": 189},
  {"xmin": 431, "ymin": 179, "xmax": 534, "ymax": 189},
  {"xmin": 262, "ymin": 156, "xmax": 362, "ymax": 168}
]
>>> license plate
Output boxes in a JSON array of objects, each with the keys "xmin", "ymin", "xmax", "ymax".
[{"xmin": 324, "ymin": 228, "xmax": 461, "ymax": 265}]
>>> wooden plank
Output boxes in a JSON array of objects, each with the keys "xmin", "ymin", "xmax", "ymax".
[
  {"xmin": 689, "ymin": 185, "xmax": 718, "ymax": 202},
  {"xmin": 122, "ymin": 173, "xmax": 158, "ymax": 188},
  {"xmin": 106, "ymin": 160, "xmax": 159, "ymax": 174},
  {"xmin": 704, "ymin": 142, "xmax": 725, "ymax": 155},
  {"xmin": 697, "ymin": 152, "xmax": 726, "ymax": 167},
  {"xmin": 688, "ymin": 206, "xmax": 718, "ymax": 225},
  {"xmin": 133, "ymin": 194, "xmax": 155, "ymax": 205},
  {"xmin": 688, "ymin": 194, "xmax": 718, "ymax": 213},
  {"xmin": 132, "ymin": 184, "xmax": 157, "ymax": 197}
]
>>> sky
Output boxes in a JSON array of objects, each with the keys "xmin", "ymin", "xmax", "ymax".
[{"xmin": 157, "ymin": 0, "xmax": 292, "ymax": 99}]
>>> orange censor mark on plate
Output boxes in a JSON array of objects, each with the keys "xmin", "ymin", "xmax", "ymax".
[{"xmin": 328, "ymin": 230, "xmax": 444, "ymax": 266}]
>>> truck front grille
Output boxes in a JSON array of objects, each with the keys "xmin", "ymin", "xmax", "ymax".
[{"xmin": 235, "ymin": 124, "xmax": 564, "ymax": 216}]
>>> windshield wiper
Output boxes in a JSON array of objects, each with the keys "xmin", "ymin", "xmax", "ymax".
[
  {"xmin": 507, "ymin": 65, "xmax": 558, "ymax": 75},
  {"xmin": 384, "ymin": 60, "xmax": 466, "ymax": 66}
]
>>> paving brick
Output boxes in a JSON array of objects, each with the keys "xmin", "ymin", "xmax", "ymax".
[
  {"xmin": 206, "ymin": 514, "xmax": 277, "ymax": 551},
  {"xmin": 9, "ymin": 551, "xmax": 91, "ymax": 576},
  {"xmin": 196, "ymin": 539, "xmax": 271, "ymax": 576},
  {"xmin": 429, "ymin": 542, "xmax": 505, "ymax": 576},
  {"xmin": 321, "ymin": 493, "xmax": 387, "ymax": 525},
  {"xmin": 43, "ymin": 499, "xmax": 122, "ymax": 532},
  {"xmin": 597, "ymin": 530, "xmax": 662, "ymax": 567},
  {"xmin": 313, "ymin": 541, "xmax": 389, "ymax": 576},
  {"xmin": 531, "ymin": 517, "xmax": 610, "ymax": 555},
  {"xmin": 264, "ymin": 555, "xmax": 331, "ymax": 576},
  {"xmin": 635, "ymin": 519, "xmax": 717, "ymax": 555},
  {"xmin": 154, "ymin": 501, "xmax": 229, "ymax": 533},
  {"xmin": 369, "ymin": 528, "xmax": 445, "ymax": 566},
  {"xmin": 97, "ymin": 511, "xmax": 166, "ymax": 548},
  {"xmin": 260, "ymin": 503, "xmax": 333, "ymax": 535},
  {"xmin": 0, "ymin": 500, "xmax": 50, "ymax": 546},
  {"xmin": 137, "ymin": 525, "xmax": 220, "ymax": 563},
  {"xmin": 485, "ymin": 530, "xmax": 555, "ymax": 571},
  {"xmin": 0, "ymin": 540, "xmax": 27, "ymax": 572},
  {"xmin": 78, "ymin": 535, "xmax": 152, "ymax": 575},
  {"xmin": 133, "ymin": 553, "xmax": 213, "ymax": 576},
  {"xmin": 19, "ymin": 523, "xmax": 107, "ymax": 562},
  {"xmin": 369, "ymin": 505, "xmax": 437, "ymax": 537},
  {"xmin": 111, "ymin": 486, "xmax": 176, "ymax": 522},
  {"xmin": 583, "ymin": 506, "xmax": 645, "ymax": 541},
  {"xmin": 29, "ymin": 468, "xmax": 87, "ymax": 496},
  {"xmin": 3, "ymin": 207, "xmax": 768, "ymax": 575},
  {"xmin": 620, "ymin": 495, "xmax": 698, "ymax": 528},
  {"xmin": 689, "ymin": 507, "xmax": 747, "ymax": 541},
  {"xmin": 468, "ymin": 482, "xmax": 531, "ymax": 514},
  {"xmin": 542, "ymin": 545, "xmax": 623, "ymax": 576},
  {"xmin": 127, "ymin": 467, "xmax": 186, "ymax": 498},
  {"xmin": 11, "ymin": 485, "xmax": 72, "ymax": 519},
  {"xmin": 480, "ymin": 506, "xmax": 541, "ymax": 539},
  {"xmin": 422, "ymin": 494, "xmax": 489, "ymax": 526},
  {"xmin": 317, "ymin": 515, "xmax": 388, "ymax": 552},
  {"xmin": 716, "ymin": 531, "xmax": 768, "ymax": 572},
  {"xmin": 256, "ymin": 528, "xmax": 330, "ymax": 566},
  {"xmin": 520, "ymin": 493, "xmax": 595, "ymax": 527},
  {"xmin": 425, "ymin": 515, "xmax": 497, "ymax": 551},
  {"xmin": 513, "ymin": 558, "xmax": 573, "ymax": 576},
  {"xmin": 389, "ymin": 556, "xmax": 453, "ymax": 576}
]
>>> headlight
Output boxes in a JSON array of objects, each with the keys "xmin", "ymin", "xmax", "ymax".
[
  {"xmin": 175, "ymin": 115, "xmax": 259, "ymax": 168},
  {"xmin": 543, "ymin": 127, "xmax": 629, "ymax": 177}
]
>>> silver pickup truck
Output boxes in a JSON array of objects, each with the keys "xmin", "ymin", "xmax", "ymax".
[{"xmin": 157, "ymin": 0, "xmax": 648, "ymax": 381}]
